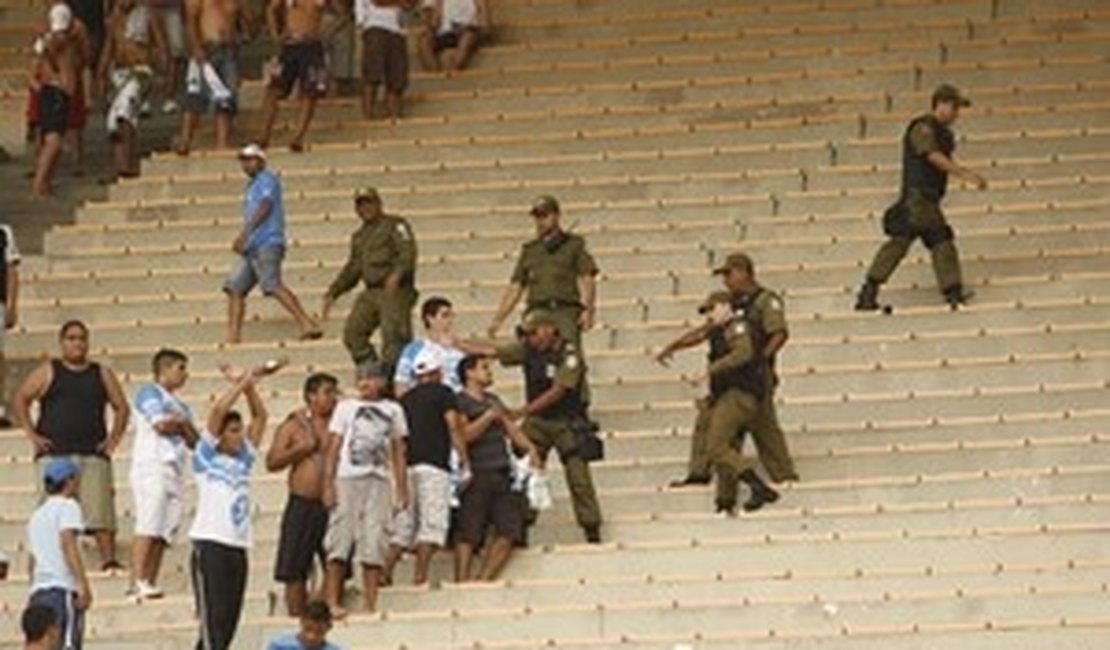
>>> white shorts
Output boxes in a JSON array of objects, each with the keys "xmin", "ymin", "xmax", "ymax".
[
  {"xmin": 131, "ymin": 466, "xmax": 184, "ymax": 543},
  {"xmin": 390, "ymin": 464, "xmax": 451, "ymax": 549},
  {"xmin": 324, "ymin": 475, "xmax": 392, "ymax": 566},
  {"xmin": 106, "ymin": 67, "xmax": 151, "ymax": 134},
  {"xmin": 151, "ymin": 6, "xmax": 186, "ymax": 58}
]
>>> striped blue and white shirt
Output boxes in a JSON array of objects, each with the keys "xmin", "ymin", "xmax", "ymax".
[{"xmin": 188, "ymin": 431, "xmax": 256, "ymax": 549}]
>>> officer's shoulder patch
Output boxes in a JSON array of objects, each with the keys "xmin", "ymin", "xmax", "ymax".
[
  {"xmin": 565, "ymin": 355, "xmax": 579, "ymax": 369},
  {"xmin": 732, "ymin": 322, "xmax": 747, "ymax": 336},
  {"xmin": 769, "ymin": 297, "xmax": 783, "ymax": 312},
  {"xmin": 395, "ymin": 222, "xmax": 410, "ymax": 240}
]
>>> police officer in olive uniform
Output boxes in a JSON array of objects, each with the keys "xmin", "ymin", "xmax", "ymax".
[
  {"xmin": 465, "ymin": 309, "xmax": 603, "ymax": 543},
  {"xmin": 657, "ymin": 284, "xmax": 780, "ymax": 515},
  {"xmin": 856, "ymin": 84, "xmax": 988, "ymax": 311},
  {"xmin": 488, "ymin": 195, "xmax": 598, "ymax": 372},
  {"xmin": 322, "ymin": 188, "xmax": 418, "ymax": 374}
]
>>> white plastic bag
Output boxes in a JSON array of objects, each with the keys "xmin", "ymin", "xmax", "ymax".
[{"xmin": 526, "ymin": 469, "xmax": 554, "ymax": 511}]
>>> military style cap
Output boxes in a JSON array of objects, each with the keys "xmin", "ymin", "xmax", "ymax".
[
  {"xmin": 932, "ymin": 83, "xmax": 971, "ymax": 108},
  {"xmin": 355, "ymin": 359, "xmax": 385, "ymax": 379},
  {"xmin": 521, "ymin": 308, "xmax": 559, "ymax": 333},
  {"xmin": 712, "ymin": 252, "xmax": 755, "ymax": 275},
  {"xmin": 354, "ymin": 187, "xmax": 381, "ymax": 203},
  {"xmin": 530, "ymin": 195, "xmax": 561, "ymax": 216},
  {"xmin": 698, "ymin": 291, "xmax": 732, "ymax": 314}
]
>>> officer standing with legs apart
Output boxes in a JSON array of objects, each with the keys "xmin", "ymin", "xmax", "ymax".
[
  {"xmin": 323, "ymin": 188, "xmax": 418, "ymax": 377},
  {"xmin": 488, "ymin": 195, "xmax": 598, "ymax": 405},
  {"xmin": 464, "ymin": 310, "xmax": 603, "ymax": 543},
  {"xmin": 855, "ymin": 84, "xmax": 988, "ymax": 311}
]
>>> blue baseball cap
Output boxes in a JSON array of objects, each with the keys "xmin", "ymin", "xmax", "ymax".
[{"xmin": 43, "ymin": 457, "xmax": 79, "ymax": 486}]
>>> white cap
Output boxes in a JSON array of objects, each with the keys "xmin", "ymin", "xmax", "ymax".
[
  {"xmin": 48, "ymin": 3, "xmax": 72, "ymax": 33},
  {"xmin": 413, "ymin": 347, "xmax": 443, "ymax": 375},
  {"xmin": 238, "ymin": 143, "xmax": 267, "ymax": 161}
]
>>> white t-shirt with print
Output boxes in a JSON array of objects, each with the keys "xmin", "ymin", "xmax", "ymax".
[
  {"xmin": 188, "ymin": 430, "xmax": 256, "ymax": 549},
  {"xmin": 329, "ymin": 398, "xmax": 408, "ymax": 480},
  {"xmin": 27, "ymin": 496, "xmax": 84, "ymax": 592}
]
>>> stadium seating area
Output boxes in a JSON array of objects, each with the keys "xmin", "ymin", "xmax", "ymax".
[{"xmin": 2, "ymin": 0, "xmax": 1110, "ymax": 647}]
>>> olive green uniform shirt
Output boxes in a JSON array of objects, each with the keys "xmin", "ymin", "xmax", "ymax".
[
  {"xmin": 511, "ymin": 232, "xmax": 598, "ymax": 307},
  {"xmin": 327, "ymin": 214, "xmax": 417, "ymax": 298}
]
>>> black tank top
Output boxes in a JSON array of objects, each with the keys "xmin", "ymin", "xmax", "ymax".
[{"xmin": 37, "ymin": 359, "xmax": 109, "ymax": 457}]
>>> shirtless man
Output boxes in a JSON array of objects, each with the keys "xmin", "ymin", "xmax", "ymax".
[
  {"xmin": 31, "ymin": 4, "xmax": 80, "ymax": 197},
  {"xmin": 259, "ymin": 0, "xmax": 350, "ymax": 152},
  {"xmin": 177, "ymin": 0, "xmax": 249, "ymax": 154},
  {"xmin": 267, "ymin": 372, "xmax": 339, "ymax": 616},
  {"xmin": 96, "ymin": 0, "xmax": 168, "ymax": 180}
]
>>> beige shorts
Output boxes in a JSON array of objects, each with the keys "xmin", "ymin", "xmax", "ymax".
[
  {"xmin": 390, "ymin": 464, "xmax": 451, "ymax": 549},
  {"xmin": 131, "ymin": 465, "xmax": 184, "ymax": 543},
  {"xmin": 36, "ymin": 455, "xmax": 117, "ymax": 532},
  {"xmin": 324, "ymin": 475, "xmax": 392, "ymax": 566}
]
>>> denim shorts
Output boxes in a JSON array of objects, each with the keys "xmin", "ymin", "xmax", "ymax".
[{"xmin": 223, "ymin": 245, "xmax": 284, "ymax": 296}]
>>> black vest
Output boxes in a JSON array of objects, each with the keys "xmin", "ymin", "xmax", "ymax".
[
  {"xmin": 523, "ymin": 341, "xmax": 583, "ymax": 420},
  {"xmin": 37, "ymin": 360, "xmax": 110, "ymax": 457},
  {"xmin": 901, "ymin": 115, "xmax": 956, "ymax": 201},
  {"xmin": 707, "ymin": 292, "xmax": 768, "ymax": 401}
]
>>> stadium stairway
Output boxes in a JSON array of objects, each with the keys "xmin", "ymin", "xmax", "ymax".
[{"xmin": 2, "ymin": 0, "xmax": 1110, "ymax": 647}]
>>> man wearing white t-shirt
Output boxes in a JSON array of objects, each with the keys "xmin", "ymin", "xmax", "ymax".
[
  {"xmin": 354, "ymin": 0, "xmax": 415, "ymax": 119},
  {"xmin": 419, "ymin": 0, "xmax": 488, "ymax": 72},
  {"xmin": 128, "ymin": 348, "xmax": 199, "ymax": 601},
  {"xmin": 26, "ymin": 457, "xmax": 91, "ymax": 650},
  {"xmin": 322, "ymin": 360, "xmax": 408, "ymax": 616},
  {"xmin": 189, "ymin": 363, "xmax": 271, "ymax": 650}
]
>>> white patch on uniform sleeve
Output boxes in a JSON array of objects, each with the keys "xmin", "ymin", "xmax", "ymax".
[
  {"xmin": 733, "ymin": 322, "xmax": 747, "ymax": 335},
  {"xmin": 396, "ymin": 223, "xmax": 410, "ymax": 240},
  {"xmin": 566, "ymin": 355, "xmax": 579, "ymax": 369},
  {"xmin": 770, "ymin": 298, "xmax": 783, "ymax": 311}
]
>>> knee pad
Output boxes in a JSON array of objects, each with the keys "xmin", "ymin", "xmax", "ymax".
[{"xmin": 922, "ymin": 224, "xmax": 955, "ymax": 249}]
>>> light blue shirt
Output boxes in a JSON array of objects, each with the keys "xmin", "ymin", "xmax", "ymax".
[
  {"xmin": 131, "ymin": 383, "xmax": 194, "ymax": 470},
  {"xmin": 243, "ymin": 169, "xmax": 286, "ymax": 253},
  {"xmin": 394, "ymin": 338, "xmax": 466, "ymax": 393},
  {"xmin": 266, "ymin": 632, "xmax": 343, "ymax": 650},
  {"xmin": 27, "ymin": 496, "xmax": 84, "ymax": 593}
]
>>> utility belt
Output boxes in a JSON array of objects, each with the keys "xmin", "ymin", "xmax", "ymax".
[{"xmin": 527, "ymin": 298, "xmax": 582, "ymax": 311}]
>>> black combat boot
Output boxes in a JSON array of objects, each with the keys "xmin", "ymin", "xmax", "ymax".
[
  {"xmin": 854, "ymin": 279, "xmax": 881, "ymax": 311},
  {"xmin": 583, "ymin": 525, "xmax": 602, "ymax": 544},
  {"xmin": 739, "ymin": 469, "xmax": 780, "ymax": 512},
  {"xmin": 943, "ymin": 285, "xmax": 975, "ymax": 310},
  {"xmin": 668, "ymin": 474, "xmax": 711, "ymax": 488}
]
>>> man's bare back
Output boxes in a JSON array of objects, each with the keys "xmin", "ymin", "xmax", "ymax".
[
  {"xmin": 188, "ymin": 0, "xmax": 241, "ymax": 46},
  {"xmin": 38, "ymin": 31, "xmax": 78, "ymax": 94},
  {"xmin": 108, "ymin": 5, "xmax": 155, "ymax": 68}
]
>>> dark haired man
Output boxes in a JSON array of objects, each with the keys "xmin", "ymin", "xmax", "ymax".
[
  {"xmin": 189, "ymin": 361, "xmax": 274, "ymax": 650},
  {"xmin": 21, "ymin": 603, "xmax": 60, "ymax": 650},
  {"xmin": 265, "ymin": 599, "xmax": 343, "ymax": 650},
  {"xmin": 25, "ymin": 457, "xmax": 91, "ymax": 650},
  {"xmin": 856, "ymin": 84, "xmax": 988, "ymax": 311},
  {"xmin": 128, "ymin": 347, "xmax": 199, "ymax": 600},
  {"xmin": 268, "ymin": 372, "xmax": 340, "ymax": 616},
  {"xmin": 394, "ymin": 296, "xmax": 465, "ymax": 396},
  {"xmin": 14, "ymin": 320, "xmax": 130, "ymax": 571}
]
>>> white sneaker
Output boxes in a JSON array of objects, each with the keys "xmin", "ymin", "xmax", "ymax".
[
  {"xmin": 135, "ymin": 580, "xmax": 164, "ymax": 600},
  {"xmin": 139, "ymin": 101, "xmax": 153, "ymax": 118},
  {"xmin": 161, "ymin": 99, "xmax": 179, "ymax": 115}
]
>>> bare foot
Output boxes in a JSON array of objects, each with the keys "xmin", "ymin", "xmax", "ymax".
[
  {"xmin": 328, "ymin": 604, "xmax": 348, "ymax": 620},
  {"xmin": 289, "ymin": 140, "xmax": 304, "ymax": 153}
]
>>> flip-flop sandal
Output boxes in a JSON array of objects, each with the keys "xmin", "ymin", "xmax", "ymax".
[{"xmin": 300, "ymin": 330, "xmax": 324, "ymax": 341}]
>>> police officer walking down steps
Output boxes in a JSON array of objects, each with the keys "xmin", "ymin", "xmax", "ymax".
[
  {"xmin": 323, "ymin": 187, "xmax": 418, "ymax": 377},
  {"xmin": 655, "ymin": 254, "xmax": 783, "ymax": 516},
  {"xmin": 464, "ymin": 310, "xmax": 603, "ymax": 543},
  {"xmin": 856, "ymin": 84, "xmax": 988, "ymax": 311}
]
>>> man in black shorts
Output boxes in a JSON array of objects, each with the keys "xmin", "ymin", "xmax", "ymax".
[
  {"xmin": 419, "ymin": 0, "xmax": 488, "ymax": 72},
  {"xmin": 260, "ymin": 0, "xmax": 350, "ymax": 152},
  {"xmin": 454, "ymin": 355, "xmax": 539, "ymax": 582},
  {"xmin": 266, "ymin": 373, "xmax": 339, "ymax": 616}
]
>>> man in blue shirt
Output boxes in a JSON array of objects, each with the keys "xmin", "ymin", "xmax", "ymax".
[
  {"xmin": 224, "ymin": 143, "xmax": 322, "ymax": 344},
  {"xmin": 266, "ymin": 599, "xmax": 343, "ymax": 650}
]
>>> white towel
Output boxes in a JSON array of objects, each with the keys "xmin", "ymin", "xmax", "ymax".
[{"xmin": 186, "ymin": 58, "xmax": 232, "ymax": 103}]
